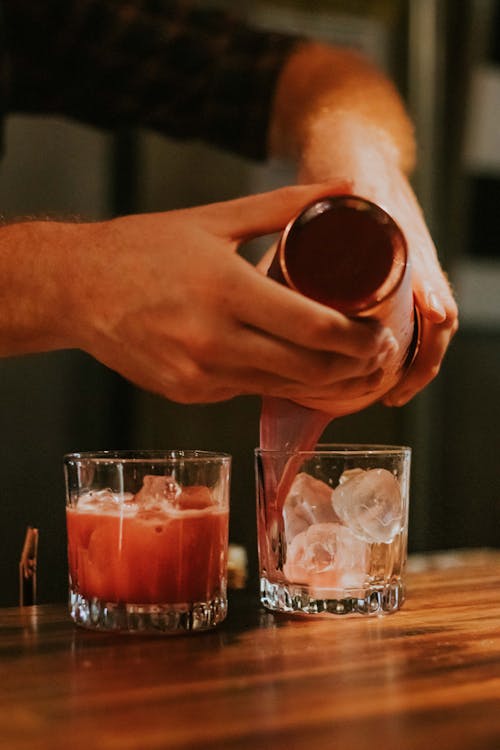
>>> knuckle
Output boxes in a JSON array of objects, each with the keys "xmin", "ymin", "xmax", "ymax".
[
  {"xmin": 155, "ymin": 338, "xmax": 219, "ymax": 403},
  {"xmin": 187, "ymin": 327, "xmax": 220, "ymax": 364},
  {"xmin": 308, "ymin": 370, "xmax": 331, "ymax": 388},
  {"xmin": 361, "ymin": 354, "xmax": 379, "ymax": 374},
  {"xmin": 171, "ymin": 390, "xmax": 196, "ymax": 405},
  {"xmin": 170, "ymin": 382, "xmax": 198, "ymax": 405},
  {"xmin": 306, "ymin": 354, "xmax": 361, "ymax": 387},
  {"xmin": 279, "ymin": 185, "xmax": 304, "ymax": 206},
  {"xmin": 429, "ymin": 363, "xmax": 441, "ymax": 379},
  {"xmin": 302, "ymin": 354, "xmax": 337, "ymax": 387},
  {"xmin": 304, "ymin": 315, "xmax": 335, "ymax": 345},
  {"xmin": 173, "ymin": 362, "xmax": 210, "ymax": 403}
]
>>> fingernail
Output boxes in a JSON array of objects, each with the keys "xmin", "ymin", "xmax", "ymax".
[{"xmin": 428, "ymin": 292, "xmax": 446, "ymax": 320}]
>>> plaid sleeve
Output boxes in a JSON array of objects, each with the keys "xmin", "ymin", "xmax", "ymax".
[{"xmin": 2, "ymin": 0, "xmax": 301, "ymax": 161}]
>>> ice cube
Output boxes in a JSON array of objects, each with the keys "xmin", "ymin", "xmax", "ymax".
[
  {"xmin": 282, "ymin": 472, "xmax": 338, "ymax": 543},
  {"xmin": 283, "ymin": 522, "xmax": 369, "ymax": 590},
  {"xmin": 176, "ymin": 485, "xmax": 213, "ymax": 510},
  {"xmin": 338, "ymin": 468, "xmax": 365, "ymax": 485},
  {"xmin": 134, "ymin": 474, "xmax": 182, "ymax": 512},
  {"xmin": 283, "ymin": 530, "xmax": 309, "ymax": 583},
  {"xmin": 332, "ymin": 468, "xmax": 403, "ymax": 543},
  {"xmin": 133, "ymin": 477, "xmax": 216, "ymax": 522},
  {"xmin": 76, "ymin": 488, "xmax": 136, "ymax": 513}
]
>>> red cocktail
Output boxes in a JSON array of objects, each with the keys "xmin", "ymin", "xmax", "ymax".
[{"xmin": 65, "ymin": 451, "xmax": 231, "ymax": 634}]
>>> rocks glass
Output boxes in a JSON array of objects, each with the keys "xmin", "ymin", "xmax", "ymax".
[
  {"xmin": 255, "ymin": 445, "xmax": 411, "ymax": 616},
  {"xmin": 64, "ymin": 450, "xmax": 231, "ymax": 634}
]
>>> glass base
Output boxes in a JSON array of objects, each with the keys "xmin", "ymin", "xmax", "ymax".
[
  {"xmin": 260, "ymin": 576, "xmax": 404, "ymax": 616},
  {"xmin": 69, "ymin": 589, "xmax": 227, "ymax": 634}
]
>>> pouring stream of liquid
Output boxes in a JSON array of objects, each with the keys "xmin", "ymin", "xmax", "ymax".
[{"xmin": 259, "ymin": 396, "xmax": 331, "ymax": 514}]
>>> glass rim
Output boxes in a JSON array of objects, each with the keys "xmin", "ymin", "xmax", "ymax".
[
  {"xmin": 278, "ymin": 194, "xmax": 408, "ymax": 315},
  {"xmin": 64, "ymin": 449, "xmax": 232, "ymax": 465},
  {"xmin": 255, "ymin": 443, "xmax": 411, "ymax": 457}
]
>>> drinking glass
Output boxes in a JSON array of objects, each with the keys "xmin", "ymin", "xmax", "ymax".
[
  {"xmin": 64, "ymin": 450, "xmax": 231, "ymax": 634},
  {"xmin": 255, "ymin": 444, "xmax": 411, "ymax": 616}
]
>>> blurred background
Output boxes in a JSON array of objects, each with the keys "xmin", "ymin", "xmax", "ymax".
[{"xmin": 1, "ymin": 0, "xmax": 499, "ymax": 605}]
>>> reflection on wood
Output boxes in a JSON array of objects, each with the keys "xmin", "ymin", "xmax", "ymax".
[
  {"xmin": 18, "ymin": 526, "xmax": 38, "ymax": 607},
  {"xmin": 1, "ymin": 549, "xmax": 500, "ymax": 750}
]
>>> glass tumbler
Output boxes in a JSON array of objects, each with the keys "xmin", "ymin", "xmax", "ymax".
[
  {"xmin": 64, "ymin": 450, "xmax": 231, "ymax": 634},
  {"xmin": 256, "ymin": 445, "xmax": 411, "ymax": 616}
]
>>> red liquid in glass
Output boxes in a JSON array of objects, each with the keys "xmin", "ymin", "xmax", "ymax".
[{"xmin": 67, "ymin": 489, "xmax": 228, "ymax": 604}]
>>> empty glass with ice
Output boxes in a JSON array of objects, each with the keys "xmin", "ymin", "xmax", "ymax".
[
  {"xmin": 64, "ymin": 450, "xmax": 231, "ymax": 634},
  {"xmin": 255, "ymin": 445, "xmax": 411, "ymax": 616}
]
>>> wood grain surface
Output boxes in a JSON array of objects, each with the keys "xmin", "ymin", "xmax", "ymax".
[{"xmin": 1, "ymin": 549, "xmax": 500, "ymax": 750}]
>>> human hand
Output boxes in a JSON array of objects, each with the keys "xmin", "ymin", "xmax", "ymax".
[
  {"xmin": 64, "ymin": 184, "xmax": 399, "ymax": 405},
  {"xmin": 297, "ymin": 115, "xmax": 458, "ymax": 407},
  {"xmin": 378, "ymin": 174, "xmax": 458, "ymax": 406}
]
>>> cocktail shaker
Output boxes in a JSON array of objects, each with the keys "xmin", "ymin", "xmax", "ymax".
[
  {"xmin": 261, "ymin": 194, "xmax": 420, "ymax": 458},
  {"xmin": 268, "ymin": 194, "xmax": 420, "ymax": 381}
]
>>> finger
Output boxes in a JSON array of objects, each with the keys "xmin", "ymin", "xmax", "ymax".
[
  {"xmin": 255, "ymin": 242, "xmax": 277, "ymax": 275},
  {"xmin": 389, "ymin": 175, "xmax": 458, "ymax": 325},
  {"xmin": 225, "ymin": 256, "xmax": 399, "ymax": 359},
  {"xmin": 403, "ymin": 226, "xmax": 457, "ymax": 324},
  {"xmin": 411, "ymin": 258, "xmax": 458, "ymax": 324},
  {"xmin": 197, "ymin": 182, "xmax": 350, "ymax": 241},
  {"xmin": 191, "ymin": 364, "xmax": 386, "ymax": 405},
  {"xmin": 219, "ymin": 322, "xmax": 393, "ymax": 386},
  {"xmin": 133, "ymin": 354, "xmax": 386, "ymax": 406},
  {"xmin": 196, "ymin": 367, "xmax": 386, "ymax": 405},
  {"xmin": 287, "ymin": 368, "xmax": 386, "ymax": 410},
  {"xmin": 382, "ymin": 315, "xmax": 457, "ymax": 407},
  {"xmin": 223, "ymin": 365, "xmax": 385, "ymax": 403},
  {"xmin": 99, "ymin": 325, "xmax": 379, "ymax": 406}
]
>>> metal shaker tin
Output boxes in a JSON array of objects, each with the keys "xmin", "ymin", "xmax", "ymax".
[{"xmin": 268, "ymin": 194, "xmax": 420, "ymax": 402}]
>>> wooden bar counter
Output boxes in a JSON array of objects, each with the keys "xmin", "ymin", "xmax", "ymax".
[{"xmin": 2, "ymin": 549, "xmax": 500, "ymax": 750}]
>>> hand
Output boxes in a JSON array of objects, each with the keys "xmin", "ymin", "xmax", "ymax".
[
  {"xmin": 297, "ymin": 114, "xmax": 458, "ymax": 407},
  {"xmin": 379, "ymin": 175, "xmax": 458, "ymax": 406},
  {"xmin": 64, "ymin": 184, "xmax": 398, "ymax": 405}
]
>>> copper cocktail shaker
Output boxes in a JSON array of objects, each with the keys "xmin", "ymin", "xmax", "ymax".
[
  {"xmin": 261, "ymin": 194, "xmax": 421, "ymax": 459},
  {"xmin": 267, "ymin": 194, "xmax": 420, "ymax": 414}
]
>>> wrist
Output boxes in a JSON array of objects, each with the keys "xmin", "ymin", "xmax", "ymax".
[
  {"xmin": 298, "ymin": 110, "xmax": 402, "ymax": 187},
  {"xmin": 0, "ymin": 219, "xmax": 92, "ymax": 356},
  {"xmin": 269, "ymin": 42, "xmax": 416, "ymax": 176}
]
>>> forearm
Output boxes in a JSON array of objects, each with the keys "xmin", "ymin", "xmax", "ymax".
[
  {"xmin": 268, "ymin": 43, "xmax": 459, "ymax": 409},
  {"xmin": 268, "ymin": 42, "xmax": 416, "ymax": 178},
  {"xmin": 0, "ymin": 220, "xmax": 81, "ymax": 356}
]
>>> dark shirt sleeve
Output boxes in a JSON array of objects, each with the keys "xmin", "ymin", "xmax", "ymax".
[{"xmin": 1, "ymin": 0, "xmax": 300, "ymax": 161}]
